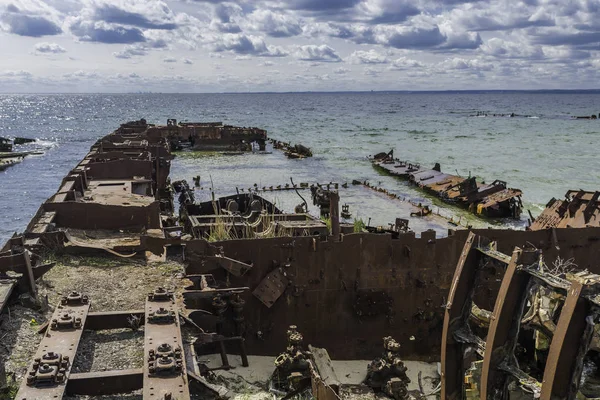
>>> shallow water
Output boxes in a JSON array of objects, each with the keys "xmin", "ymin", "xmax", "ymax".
[{"xmin": 1, "ymin": 92, "xmax": 599, "ymax": 242}]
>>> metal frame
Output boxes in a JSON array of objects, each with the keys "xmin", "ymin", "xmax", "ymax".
[{"xmin": 441, "ymin": 234, "xmax": 600, "ymax": 400}]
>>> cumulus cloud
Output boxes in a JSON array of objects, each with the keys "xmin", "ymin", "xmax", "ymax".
[
  {"xmin": 348, "ymin": 49, "xmax": 388, "ymax": 64},
  {"xmin": 34, "ymin": 42, "xmax": 66, "ymax": 54},
  {"xmin": 70, "ymin": 20, "xmax": 146, "ymax": 43},
  {"xmin": 388, "ymin": 56, "xmax": 423, "ymax": 70},
  {"xmin": 68, "ymin": 0, "xmax": 178, "ymax": 44},
  {"xmin": 0, "ymin": 1, "xmax": 62, "ymax": 37},
  {"xmin": 247, "ymin": 9, "xmax": 302, "ymax": 37},
  {"xmin": 294, "ymin": 44, "xmax": 341, "ymax": 62},
  {"xmin": 113, "ymin": 44, "xmax": 148, "ymax": 58},
  {"xmin": 93, "ymin": 2, "xmax": 177, "ymax": 30},
  {"xmin": 212, "ymin": 33, "xmax": 288, "ymax": 57}
]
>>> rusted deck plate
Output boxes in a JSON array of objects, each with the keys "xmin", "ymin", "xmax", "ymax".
[
  {"xmin": 143, "ymin": 289, "xmax": 190, "ymax": 400},
  {"xmin": 252, "ymin": 267, "xmax": 289, "ymax": 308},
  {"xmin": 15, "ymin": 293, "xmax": 90, "ymax": 400}
]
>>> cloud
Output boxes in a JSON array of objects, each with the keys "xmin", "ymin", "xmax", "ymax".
[
  {"xmin": 93, "ymin": 2, "xmax": 178, "ymax": 30},
  {"xmin": 34, "ymin": 42, "xmax": 66, "ymax": 54},
  {"xmin": 182, "ymin": 58, "xmax": 194, "ymax": 64},
  {"xmin": 212, "ymin": 33, "xmax": 288, "ymax": 57},
  {"xmin": 531, "ymin": 31, "xmax": 600, "ymax": 46},
  {"xmin": 294, "ymin": 44, "xmax": 341, "ymax": 62},
  {"xmin": 247, "ymin": 9, "xmax": 302, "ymax": 37},
  {"xmin": 284, "ymin": 0, "xmax": 362, "ymax": 12},
  {"xmin": 163, "ymin": 56, "xmax": 177, "ymax": 62},
  {"xmin": 333, "ymin": 67, "xmax": 350, "ymax": 74},
  {"xmin": 70, "ymin": 20, "xmax": 146, "ymax": 43},
  {"xmin": 480, "ymin": 37, "xmax": 544, "ymax": 59},
  {"xmin": 348, "ymin": 49, "xmax": 388, "ymax": 64},
  {"xmin": 0, "ymin": 69, "xmax": 32, "ymax": 77},
  {"xmin": 388, "ymin": 56, "xmax": 423, "ymax": 70},
  {"xmin": 68, "ymin": 0, "xmax": 179, "ymax": 44},
  {"xmin": 357, "ymin": 0, "xmax": 420, "ymax": 24},
  {"xmin": 113, "ymin": 44, "xmax": 148, "ymax": 58},
  {"xmin": 0, "ymin": 2, "xmax": 62, "ymax": 37},
  {"xmin": 211, "ymin": 3, "xmax": 242, "ymax": 33}
]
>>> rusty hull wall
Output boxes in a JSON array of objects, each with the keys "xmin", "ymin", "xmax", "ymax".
[
  {"xmin": 85, "ymin": 159, "xmax": 153, "ymax": 180},
  {"xmin": 188, "ymin": 227, "xmax": 600, "ymax": 361},
  {"xmin": 43, "ymin": 202, "xmax": 161, "ymax": 230}
]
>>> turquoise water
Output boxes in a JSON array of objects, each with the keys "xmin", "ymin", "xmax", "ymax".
[{"xmin": 0, "ymin": 92, "xmax": 599, "ymax": 241}]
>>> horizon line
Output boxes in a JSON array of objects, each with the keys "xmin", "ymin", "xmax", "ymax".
[{"xmin": 1, "ymin": 89, "xmax": 600, "ymax": 95}]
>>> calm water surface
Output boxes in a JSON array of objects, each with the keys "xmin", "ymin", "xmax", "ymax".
[{"xmin": 0, "ymin": 92, "xmax": 598, "ymax": 242}]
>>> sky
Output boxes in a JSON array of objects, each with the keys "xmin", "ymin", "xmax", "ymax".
[{"xmin": 0, "ymin": 0, "xmax": 599, "ymax": 92}]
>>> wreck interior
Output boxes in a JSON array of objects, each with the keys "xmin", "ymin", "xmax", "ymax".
[{"xmin": 1, "ymin": 118, "xmax": 599, "ymax": 400}]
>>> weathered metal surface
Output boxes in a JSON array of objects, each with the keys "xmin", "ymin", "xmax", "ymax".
[
  {"xmin": 207, "ymin": 254, "xmax": 253, "ymax": 277},
  {"xmin": 441, "ymin": 232, "xmax": 479, "ymax": 400},
  {"xmin": 252, "ymin": 267, "xmax": 289, "ymax": 308},
  {"xmin": 66, "ymin": 369, "xmax": 143, "ymax": 396},
  {"xmin": 15, "ymin": 292, "xmax": 90, "ymax": 400},
  {"xmin": 308, "ymin": 345, "xmax": 340, "ymax": 389},
  {"xmin": 371, "ymin": 151, "xmax": 523, "ymax": 219},
  {"xmin": 480, "ymin": 249, "xmax": 530, "ymax": 399},
  {"xmin": 540, "ymin": 281, "xmax": 593, "ymax": 400},
  {"xmin": 530, "ymin": 190, "xmax": 600, "ymax": 230},
  {"xmin": 144, "ymin": 287, "xmax": 190, "ymax": 400},
  {"xmin": 0, "ymin": 279, "xmax": 16, "ymax": 316}
]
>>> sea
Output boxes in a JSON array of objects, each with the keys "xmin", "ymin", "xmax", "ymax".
[{"xmin": 0, "ymin": 92, "xmax": 599, "ymax": 243}]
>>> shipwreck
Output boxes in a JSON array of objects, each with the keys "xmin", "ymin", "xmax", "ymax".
[{"xmin": 1, "ymin": 118, "xmax": 600, "ymax": 400}]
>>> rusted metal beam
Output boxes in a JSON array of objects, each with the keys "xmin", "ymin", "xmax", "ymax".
[
  {"xmin": 85, "ymin": 310, "xmax": 145, "ymax": 330},
  {"xmin": 540, "ymin": 281, "xmax": 593, "ymax": 400},
  {"xmin": 66, "ymin": 369, "xmax": 142, "ymax": 396},
  {"xmin": 14, "ymin": 291, "xmax": 90, "ymax": 400},
  {"xmin": 143, "ymin": 287, "xmax": 190, "ymax": 400},
  {"xmin": 440, "ymin": 231, "xmax": 480, "ymax": 400},
  {"xmin": 206, "ymin": 254, "xmax": 253, "ymax": 277},
  {"xmin": 0, "ymin": 280, "xmax": 16, "ymax": 316},
  {"xmin": 480, "ymin": 248, "xmax": 529, "ymax": 400}
]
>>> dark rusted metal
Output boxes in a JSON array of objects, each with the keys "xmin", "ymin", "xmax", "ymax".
[
  {"xmin": 530, "ymin": 190, "xmax": 600, "ymax": 230},
  {"xmin": 480, "ymin": 248, "xmax": 529, "ymax": 399},
  {"xmin": 252, "ymin": 267, "xmax": 289, "ymax": 308},
  {"xmin": 15, "ymin": 291, "xmax": 90, "ymax": 400},
  {"xmin": 440, "ymin": 231, "xmax": 479, "ymax": 400},
  {"xmin": 540, "ymin": 281, "xmax": 593, "ymax": 400},
  {"xmin": 144, "ymin": 287, "xmax": 190, "ymax": 400}
]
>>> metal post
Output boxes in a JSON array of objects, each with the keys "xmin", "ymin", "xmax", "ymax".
[{"xmin": 329, "ymin": 191, "xmax": 340, "ymax": 239}]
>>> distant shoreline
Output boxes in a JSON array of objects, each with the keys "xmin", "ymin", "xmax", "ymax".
[{"xmin": 1, "ymin": 89, "xmax": 600, "ymax": 95}]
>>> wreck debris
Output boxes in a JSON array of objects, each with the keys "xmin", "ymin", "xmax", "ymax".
[
  {"xmin": 271, "ymin": 139, "xmax": 313, "ymax": 158},
  {"xmin": 372, "ymin": 150, "xmax": 523, "ymax": 219},
  {"xmin": 271, "ymin": 325, "xmax": 312, "ymax": 392},
  {"xmin": 119, "ymin": 118, "xmax": 267, "ymax": 152},
  {"xmin": 364, "ymin": 336, "xmax": 411, "ymax": 400},
  {"xmin": 442, "ymin": 232, "xmax": 600, "ymax": 400},
  {"xmin": 357, "ymin": 179, "xmax": 472, "ymax": 228},
  {"xmin": 529, "ymin": 189, "xmax": 600, "ymax": 230},
  {"xmin": 6, "ymin": 118, "xmax": 600, "ymax": 400}
]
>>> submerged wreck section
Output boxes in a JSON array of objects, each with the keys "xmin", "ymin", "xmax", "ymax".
[
  {"xmin": 372, "ymin": 150, "xmax": 523, "ymax": 219},
  {"xmin": 529, "ymin": 189, "xmax": 600, "ymax": 230},
  {"xmin": 117, "ymin": 118, "xmax": 267, "ymax": 151}
]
